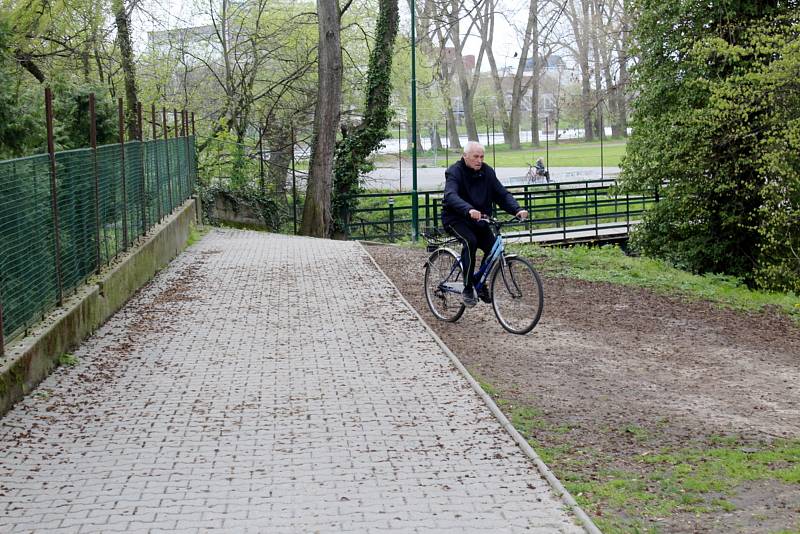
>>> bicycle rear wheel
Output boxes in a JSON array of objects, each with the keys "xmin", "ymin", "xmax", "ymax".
[
  {"xmin": 424, "ymin": 248, "xmax": 466, "ymax": 322},
  {"xmin": 491, "ymin": 256, "xmax": 544, "ymax": 334}
]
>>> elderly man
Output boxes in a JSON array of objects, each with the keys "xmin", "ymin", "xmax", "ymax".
[{"xmin": 442, "ymin": 141, "xmax": 528, "ymax": 307}]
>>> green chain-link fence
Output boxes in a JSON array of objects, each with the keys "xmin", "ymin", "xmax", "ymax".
[{"xmin": 0, "ymin": 136, "xmax": 196, "ymax": 353}]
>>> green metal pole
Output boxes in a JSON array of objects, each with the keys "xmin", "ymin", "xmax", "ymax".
[{"xmin": 410, "ymin": 0, "xmax": 419, "ymax": 241}]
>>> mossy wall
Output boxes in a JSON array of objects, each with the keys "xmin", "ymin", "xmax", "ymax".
[{"xmin": 0, "ymin": 198, "xmax": 198, "ymax": 416}]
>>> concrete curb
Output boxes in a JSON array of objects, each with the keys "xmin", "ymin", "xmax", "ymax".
[
  {"xmin": 0, "ymin": 198, "xmax": 198, "ymax": 417},
  {"xmin": 361, "ymin": 242, "xmax": 602, "ymax": 534}
]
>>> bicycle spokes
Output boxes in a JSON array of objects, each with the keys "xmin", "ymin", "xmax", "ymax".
[
  {"xmin": 500, "ymin": 259, "xmax": 523, "ymax": 298},
  {"xmin": 424, "ymin": 248, "xmax": 466, "ymax": 322},
  {"xmin": 491, "ymin": 256, "xmax": 544, "ymax": 335}
]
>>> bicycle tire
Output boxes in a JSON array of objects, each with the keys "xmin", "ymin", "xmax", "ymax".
[
  {"xmin": 490, "ymin": 256, "xmax": 544, "ymax": 334},
  {"xmin": 424, "ymin": 248, "xmax": 466, "ymax": 322}
]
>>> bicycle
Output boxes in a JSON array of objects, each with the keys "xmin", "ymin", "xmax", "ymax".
[
  {"xmin": 524, "ymin": 162, "xmax": 550, "ymax": 184},
  {"xmin": 423, "ymin": 216, "xmax": 544, "ymax": 335}
]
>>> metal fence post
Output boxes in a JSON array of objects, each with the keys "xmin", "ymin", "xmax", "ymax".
[
  {"xmin": 89, "ymin": 93, "xmax": 101, "ymax": 274},
  {"xmin": 151, "ymin": 104, "xmax": 162, "ymax": 223},
  {"xmin": 626, "ymin": 193, "xmax": 630, "ymax": 233},
  {"xmin": 45, "ymin": 87, "xmax": 64, "ymax": 306},
  {"xmin": 444, "ymin": 119, "xmax": 449, "ymax": 168},
  {"xmin": 0, "ymin": 289, "xmax": 5, "ymax": 357},
  {"xmin": 555, "ymin": 183, "xmax": 561, "ymax": 225},
  {"xmin": 182, "ymin": 110, "xmax": 191, "ymax": 197},
  {"xmin": 398, "ymin": 122, "xmax": 402, "ymax": 191},
  {"xmin": 173, "ymin": 109, "xmax": 181, "ymax": 200},
  {"xmin": 258, "ymin": 124, "xmax": 265, "ymax": 194},
  {"xmin": 424, "ymin": 192, "xmax": 430, "ymax": 231},
  {"xmin": 388, "ymin": 197, "xmax": 395, "ymax": 242},
  {"xmin": 191, "ymin": 112, "xmax": 197, "ymax": 191},
  {"xmin": 291, "ymin": 125, "xmax": 297, "ymax": 235},
  {"xmin": 560, "ymin": 187, "xmax": 567, "ymax": 241},
  {"xmin": 584, "ymin": 181, "xmax": 589, "ymax": 221},
  {"xmin": 594, "ymin": 188, "xmax": 599, "ymax": 238},
  {"xmin": 162, "ymin": 108, "xmax": 174, "ymax": 213},
  {"xmin": 524, "ymin": 184, "xmax": 531, "ymax": 243},
  {"xmin": 118, "ymin": 98, "xmax": 129, "ymax": 250},
  {"xmin": 137, "ymin": 102, "xmax": 147, "ymax": 235}
]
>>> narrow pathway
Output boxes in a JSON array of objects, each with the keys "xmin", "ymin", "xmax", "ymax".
[{"xmin": 0, "ymin": 229, "xmax": 584, "ymax": 533}]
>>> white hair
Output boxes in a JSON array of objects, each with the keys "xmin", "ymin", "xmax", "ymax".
[{"xmin": 463, "ymin": 141, "xmax": 484, "ymax": 155}]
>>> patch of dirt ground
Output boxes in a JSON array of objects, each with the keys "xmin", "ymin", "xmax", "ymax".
[{"xmin": 366, "ymin": 243, "xmax": 800, "ymax": 534}]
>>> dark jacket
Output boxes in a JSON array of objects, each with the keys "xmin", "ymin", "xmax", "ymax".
[{"xmin": 442, "ymin": 158, "xmax": 521, "ymax": 226}]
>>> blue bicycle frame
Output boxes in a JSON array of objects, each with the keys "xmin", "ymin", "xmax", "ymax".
[
  {"xmin": 437, "ymin": 222, "xmax": 508, "ymax": 296},
  {"xmin": 472, "ymin": 233, "xmax": 504, "ymax": 293}
]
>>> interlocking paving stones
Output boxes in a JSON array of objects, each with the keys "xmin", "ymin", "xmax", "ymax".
[{"xmin": 0, "ymin": 229, "xmax": 584, "ymax": 533}]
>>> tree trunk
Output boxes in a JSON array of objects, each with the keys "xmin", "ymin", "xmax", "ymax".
[
  {"xmin": 113, "ymin": 0, "xmax": 138, "ymax": 140},
  {"xmin": 554, "ymin": 67, "xmax": 563, "ymax": 143},
  {"xmin": 591, "ymin": 0, "xmax": 604, "ymax": 138},
  {"xmin": 406, "ymin": 115, "xmax": 424, "ymax": 151},
  {"xmin": 456, "ymin": 73, "xmax": 479, "ymax": 141},
  {"xmin": 530, "ymin": 82, "xmax": 540, "ymax": 146},
  {"xmin": 443, "ymin": 0, "xmax": 484, "ymax": 142},
  {"xmin": 614, "ymin": 3, "xmax": 630, "ymax": 137},
  {"xmin": 300, "ymin": 0, "xmax": 342, "ymax": 237},
  {"xmin": 528, "ymin": 0, "xmax": 541, "ymax": 147},
  {"xmin": 615, "ymin": 42, "xmax": 629, "ymax": 137},
  {"xmin": 429, "ymin": 123, "xmax": 443, "ymax": 150},
  {"xmin": 475, "ymin": 0, "xmax": 514, "ymax": 148},
  {"xmin": 445, "ymin": 106, "xmax": 461, "ymax": 149},
  {"xmin": 267, "ymin": 124, "xmax": 291, "ymax": 194},
  {"xmin": 566, "ymin": 0, "xmax": 594, "ymax": 142},
  {"xmin": 82, "ymin": 48, "xmax": 91, "ymax": 82}
]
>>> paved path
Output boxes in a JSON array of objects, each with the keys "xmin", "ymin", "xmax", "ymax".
[{"xmin": 0, "ymin": 229, "xmax": 586, "ymax": 533}]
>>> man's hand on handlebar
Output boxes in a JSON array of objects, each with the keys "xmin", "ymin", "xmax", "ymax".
[{"xmin": 473, "ymin": 211, "xmax": 528, "ymax": 224}]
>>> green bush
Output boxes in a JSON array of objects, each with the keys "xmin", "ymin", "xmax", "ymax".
[{"xmin": 622, "ymin": 1, "xmax": 800, "ymax": 292}]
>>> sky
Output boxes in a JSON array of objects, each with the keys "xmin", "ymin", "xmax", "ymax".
[{"xmin": 133, "ymin": 0, "xmax": 534, "ymax": 74}]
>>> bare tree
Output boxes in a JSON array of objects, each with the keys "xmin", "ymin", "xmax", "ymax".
[
  {"xmin": 474, "ymin": 0, "xmax": 550, "ymax": 149},
  {"xmin": 611, "ymin": 0, "xmax": 631, "ymax": 137},
  {"xmin": 431, "ymin": 0, "xmax": 486, "ymax": 142},
  {"xmin": 563, "ymin": 0, "xmax": 593, "ymax": 141},
  {"xmin": 414, "ymin": 0, "xmax": 461, "ymax": 149}
]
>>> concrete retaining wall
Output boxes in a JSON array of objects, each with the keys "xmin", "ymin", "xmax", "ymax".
[
  {"xmin": 0, "ymin": 198, "xmax": 199, "ymax": 416},
  {"xmin": 211, "ymin": 191, "xmax": 267, "ymax": 229}
]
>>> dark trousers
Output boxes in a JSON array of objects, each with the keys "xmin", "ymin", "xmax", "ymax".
[{"xmin": 445, "ymin": 219, "xmax": 496, "ymax": 289}]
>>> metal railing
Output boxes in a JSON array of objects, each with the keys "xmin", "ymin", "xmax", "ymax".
[{"xmin": 343, "ymin": 179, "xmax": 659, "ymax": 243}]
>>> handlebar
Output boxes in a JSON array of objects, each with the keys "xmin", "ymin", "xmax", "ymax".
[{"xmin": 478, "ymin": 215, "xmax": 521, "ymax": 229}]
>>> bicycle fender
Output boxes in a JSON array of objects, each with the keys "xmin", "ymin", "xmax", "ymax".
[{"xmin": 423, "ymin": 247, "xmax": 462, "ymax": 269}]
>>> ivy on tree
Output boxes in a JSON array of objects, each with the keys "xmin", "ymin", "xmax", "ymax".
[{"xmin": 331, "ymin": 0, "xmax": 399, "ymax": 236}]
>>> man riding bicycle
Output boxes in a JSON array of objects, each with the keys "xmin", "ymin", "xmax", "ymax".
[{"xmin": 442, "ymin": 141, "xmax": 528, "ymax": 307}]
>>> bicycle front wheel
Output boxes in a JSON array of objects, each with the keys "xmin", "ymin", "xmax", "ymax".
[
  {"xmin": 424, "ymin": 248, "xmax": 466, "ymax": 322},
  {"xmin": 491, "ymin": 256, "xmax": 544, "ymax": 334}
]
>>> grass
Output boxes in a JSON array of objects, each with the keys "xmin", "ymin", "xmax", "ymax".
[
  {"xmin": 186, "ymin": 224, "xmax": 211, "ymax": 247},
  {"xmin": 512, "ymin": 243, "xmax": 800, "ymax": 321},
  {"xmin": 58, "ymin": 353, "xmax": 79, "ymax": 366},
  {"xmin": 381, "ymin": 139, "xmax": 627, "ymax": 168},
  {"xmin": 473, "ymin": 377, "xmax": 800, "ymax": 533}
]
